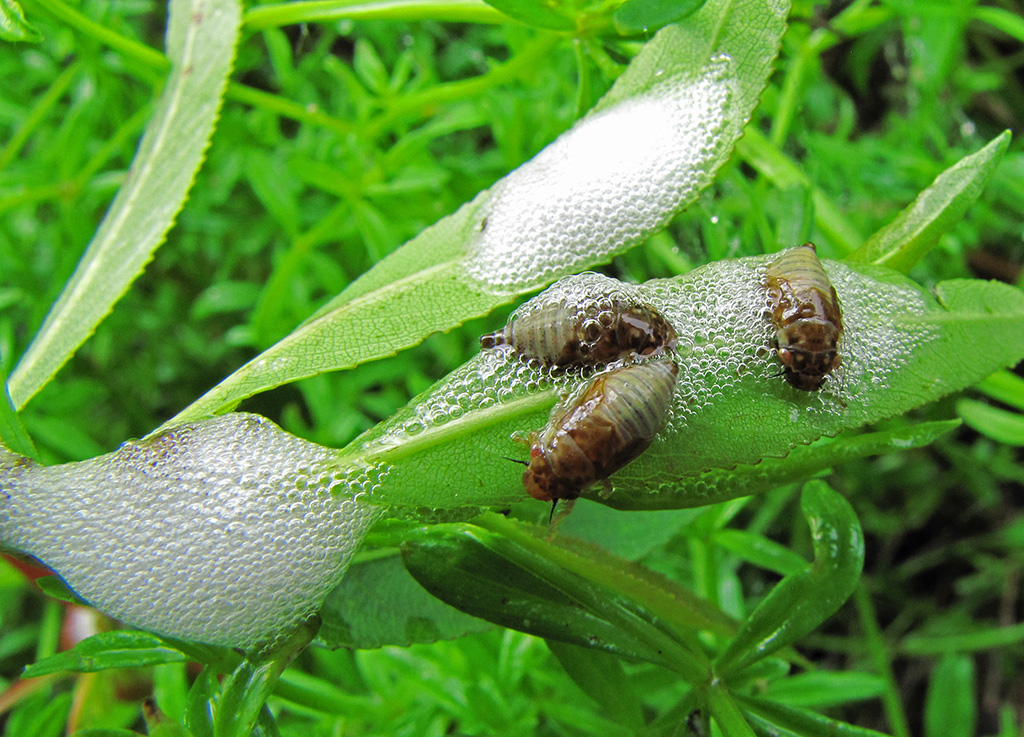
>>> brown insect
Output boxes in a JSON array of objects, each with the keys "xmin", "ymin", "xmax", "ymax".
[
  {"xmin": 764, "ymin": 243, "xmax": 843, "ymax": 391},
  {"xmin": 522, "ymin": 358, "xmax": 679, "ymax": 502},
  {"xmin": 480, "ymin": 294, "xmax": 677, "ymax": 368}
]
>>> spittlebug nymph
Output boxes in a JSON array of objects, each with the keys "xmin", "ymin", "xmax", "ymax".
[
  {"xmin": 764, "ymin": 243, "xmax": 844, "ymax": 391},
  {"xmin": 480, "ymin": 293, "xmax": 677, "ymax": 369},
  {"xmin": 523, "ymin": 358, "xmax": 679, "ymax": 502}
]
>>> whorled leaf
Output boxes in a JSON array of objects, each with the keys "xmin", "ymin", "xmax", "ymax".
[
  {"xmin": 400, "ymin": 514, "xmax": 724, "ymax": 679},
  {"xmin": 714, "ymin": 481, "xmax": 864, "ymax": 677},
  {"xmin": 7, "ymin": 0, "xmax": 241, "ymax": 409},
  {"xmin": 168, "ymin": 0, "xmax": 789, "ymax": 426},
  {"xmin": 333, "ymin": 261, "xmax": 1024, "ymax": 510}
]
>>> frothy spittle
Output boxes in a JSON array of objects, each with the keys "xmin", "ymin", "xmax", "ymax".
[
  {"xmin": 0, "ymin": 414, "xmax": 381, "ymax": 650},
  {"xmin": 463, "ymin": 57, "xmax": 733, "ymax": 292},
  {"xmin": 347, "ymin": 258, "xmax": 947, "ymax": 509}
]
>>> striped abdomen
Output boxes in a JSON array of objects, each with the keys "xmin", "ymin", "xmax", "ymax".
[
  {"xmin": 480, "ymin": 297, "xmax": 677, "ymax": 368},
  {"xmin": 765, "ymin": 243, "xmax": 843, "ymax": 391},
  {"xmin": 523, "ymin": 359, "xmax": 679, "ymax": 502}
]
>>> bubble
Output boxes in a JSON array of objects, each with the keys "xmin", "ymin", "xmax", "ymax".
[
  {"xmin": 463, "ymin": 57, "xmax": 734, "ymax": 290},
  {"xmin": 0, "ymin": 414, "xmax": 382, "ymax": 650}
]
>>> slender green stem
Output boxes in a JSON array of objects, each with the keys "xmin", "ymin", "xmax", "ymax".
[
  {"xmin": 224, "ymin": 83, "xmax": 354, "ymax": 137},
  {"xmin": 27, "ymin": 0, "xmax": 169, "ymax": 73},
  {"xmin": 735, "ymin": 127, "xmax": 865, "ymax": 253},
  {"xmin": 853, "ymin": 582, "xmax": 911, "ymax": 737},
  {"xmin": 366, "ymin": 33, "xmax": 563, "ymax": 137},
  {"xmin": 245, "ymin": 0, "xmax": 509, "ymax": 31},
  {"xmin": 73, "ymin": 104, "xmax": 154, "ymax": 189},
  {"xmin": 0, "ymin": 62, "xmax": 80, "ymax": 172}
]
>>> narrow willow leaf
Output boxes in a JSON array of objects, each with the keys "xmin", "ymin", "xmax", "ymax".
[
  {"xmin": 168, "ymin": 0, "xmax": 789, "ymax": 426},
  {"xmin": 479, "ymin": 0, "xmax": 575, "ymax": 30},
  {"xmin": 337, "ymin": 259, "xmax": 1023, "ymax": 511},
  {"xmin": 401, "ymin": 518, "xmax": 717, "ymax": 679},
  {"xmin": 613, "ymin": 0, "xmax": 707, "ymax": 35},
  {"xmin": 848, "ymin": 132, "xmax": 1011, "ymax": 271},
  {"xmin": 22, "ymin": 632, "xmax": 191, "ymax": 677},
  {"xmin": 924, "ymin": 654, "xmax": 976, "ymax": 737},
  {"xmin": 0, "ymin": 414, "xmax": 382, "ymax": 650},
  {"xmin": 957, "ymin": 399, "xmax": 1024, "ymax": 445},
  {"xmin": 7, "ymin": 0, "xmax": 241, "ymax": 409},
  {"xmin": 598, "ymin": 420, "xmax": 960, "ymax": 511},
  {"xmin": 317, "ymin": 551, "xmax": 492, "ymax": 649},
  {"xmin": 737, "ymin": 694, "xmax": 891, "ymax": 737},
  {"xmin": 0, "ymin": 0, "xmax": 42, "ymax": 43},
  {"xmin": 715, "ymin": 482, "xmax": 863, "ymax": 677},
  {"xmin": 546, "ymin": 640, "xmax": 644, "ymax": 731}
]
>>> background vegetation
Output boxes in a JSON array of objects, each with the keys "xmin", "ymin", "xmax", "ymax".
[{"xmin": 0, "ymin": 0, "xmax": 1022, "ymax": 735}]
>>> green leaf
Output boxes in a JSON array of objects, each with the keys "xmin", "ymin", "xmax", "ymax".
[
  {"xmin": 479, "ymin": 0, "xmax": 575, "ymax": 30},
  {"xmin": 712, "ymin": 529, "xmax": 808, "ymax": 577},
  {"xmin": 22, "ymin": 632, "xmax": 192, "ymax": 677},
  {"xmin": 7, "ymin": 0, "xmax": 242, "ymax": 409},
  {"xmin": 73, "ymin": 730, "xmax": 144, "ymax": 737},
  {"xmin": 214, "ymin": 661, "xmax": 278, "ymax": 737},
  {"xmin": 555, "ymin": 502, "xmax": 702, "ymax": 560},
  {"xmin": 546, "ymin": 640, "xmax": 644, "ymax": 731},
  {"xmin": 738, "ymin": 694, "xmax": 891, "ymax": 737},
  {"xmin": 599, "ymin": 420, "xmax": 960, "ymax": 511},
  {"xmin": 901, "ymin": 621, "xmax": 1024, "ymax": 655},
  {"xmin": 185, "ymin": 669, "xmax": 217, "ymax": 737},
  {"xmin": 272, "ymin": 670, "xmax": 375, "ymax": 718},
  {"xmin": 715, "ymin": 482, "xmax": 864, "ymax": 677},
  {"xmin": 0, "ymin": 363, "xmax": 37, "ymax": 458},
  {"xmin": 341, "ymin": 258, "xmax": 1022, "ymax": 511},
  {"xmin": 317, "ymin": 551, "xmax": 492, "ymax": 649},
  {"xmin": 924, "ymin": 654, "xmax": 976, "ymax": 737},
  {"xmin": 35, "ymin": 575, "xmax": 87, "ymax": 605},
  {"xmin": 764, "ymin": 671, "xmax": 886, "ymax": 708},
  {"xmin": 975, "ymin": 370, "xmax": 1024, "ymax": 411},
  {"xmin": 167, "ymin": 0, "xmax": 789, "ymax": 425},
  {"xmin": 0, "ymin": 0, "xmax": 42, "ymax": 43},
  {"xmin": 401, "ymin": 515, "xmax": 724, "ymax": 679},
  {"xmin": 613, "ymin": 0, "xmax": 707, "ymax": 35},
  {"xmin": 957, "ymin": 399, "xmax": 1024, "ymax": 446},
  {"xmin": 848, "ymin": 132, "xmax": 1011, "ymax": 272}
]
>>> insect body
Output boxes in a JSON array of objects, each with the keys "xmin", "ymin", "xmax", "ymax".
[
  {"xmin": 481, "ymin": 294, "xmax": 677, "ymax": 368},
  {"xmin": 764, "ymin": 243, "xmax": 843, "ymax": 391},
  {"xmin": 523, "ymin": 358, "xmax": 679, "ymax": 502}
]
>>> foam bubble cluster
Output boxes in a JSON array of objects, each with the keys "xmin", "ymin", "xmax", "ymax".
[
  {"xmin": 354, "ymin": 257, "xmax": 939, "ymax": 507},
  {"xmin": 463, "ymin": 57, "xmax": 733, "ymax": 291},
  {"xmin": 0, "ymin": 414, "xmax": 380, "ymax": 650}
]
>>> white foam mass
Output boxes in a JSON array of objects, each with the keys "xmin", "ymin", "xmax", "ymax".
[
  {"xmin": 464, "ymin": 57, "xmax": 733, "ymax": 291},
  {"xmin": 0, "ymin": 414, "xmax": 380, "ymax": 650}
]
